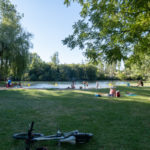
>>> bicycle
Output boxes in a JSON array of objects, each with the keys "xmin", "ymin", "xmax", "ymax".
[{"xmin": 13, "ymin": 122, "xmax": 93, "ymax": 150}]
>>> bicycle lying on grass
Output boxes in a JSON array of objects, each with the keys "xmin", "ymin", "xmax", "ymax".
[{"xmin": 13, "ymin": 122, "xmax": 93, "ymax": 150}]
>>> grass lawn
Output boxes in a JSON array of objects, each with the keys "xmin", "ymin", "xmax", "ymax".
[{"xmin": 0, "ymin": 86, "xmax": 150, "ymax": 150}]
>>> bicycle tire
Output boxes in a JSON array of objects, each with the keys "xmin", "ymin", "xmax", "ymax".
[{"xmin": 13, "ymin": 133, "xmax": 44, "ymax": 140}]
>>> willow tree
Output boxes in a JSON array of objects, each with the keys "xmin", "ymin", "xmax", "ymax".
[
  {"xmin": 0, "ymin": 0, "xmax": 32, "ymax": 80},
  {"xmin": 63, "ymin": 0, "xmax": 150, "ymax": 65}
]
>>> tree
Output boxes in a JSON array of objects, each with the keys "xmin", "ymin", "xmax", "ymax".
[
  {"xmin": 29, "ymin": 53, "xmax": 43, "ymax": 68},
  {"xmin": 63, "ymin": 0, "xmax": 150, "ymax": 64},
  {"xmin": 0, "ymin": 0, "xmax": 32, "ymax": 80},
  {"xmin": 28, "ymin": 53, "xmax": 46, "ymax": 81},
  {"xmin": 125, "ymin": 53, "xmax": 150, "ymax": 80},
  {"xmin": 50, "ymin": 51, "xmax": 59, "ymax": 65}
]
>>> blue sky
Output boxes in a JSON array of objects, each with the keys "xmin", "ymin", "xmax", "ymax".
[{"xmin": 11, "ymin": 0, "xmax": 86, "ymax": 64}]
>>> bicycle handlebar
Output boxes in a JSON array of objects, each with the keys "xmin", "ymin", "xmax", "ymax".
[
  {"xmin": 30, "ymin": 122, "xmax": 34, "ymax": 131},
  {"xmin": 26, "ymin": 122, "xmax": 34, "ymax": 150},
  {"xmin": 28, "ymin": 121, "xmax": 34, "ymax": 135}
]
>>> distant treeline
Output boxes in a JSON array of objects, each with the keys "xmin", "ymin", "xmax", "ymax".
[
  {"xmin": 1, "ymin": 51, "xmax": 146, "ymax": 81},
  {"xmin": 11, "ymin": 53, "xmax": 145, "ymax": 81},
  {"xmin": 18, "ymin": 53, "xmax": 119, "ymax": 81},
  {"xmin": 23, "ymin": 63, "xmax": 110, "ymax": 81}
]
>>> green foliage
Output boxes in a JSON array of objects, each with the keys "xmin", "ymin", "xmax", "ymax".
[
  {"xmin": 50, "ymin": 51, "xmax": 59, "ymax": 65},
  {"xmin": 63, "ymin": 0, "xmax": 150, "ymax": 64},
  {"xmin": 19, "ymin": 52, "xmax": 137, "ymax": 81},
  {"xmin": 125, "ymin": 52, "xmax": 150, "ymax": 80},
  {"xmin": 116, "ymin": 71, "xmax": 127, "ymax": 80},
  {"xmin": 24, "ymin": 53, "xmax": 107, "ymax": 81},
  {"xmin": 0, "ymin": 0, "xmax": 32, "ymax": 80}
]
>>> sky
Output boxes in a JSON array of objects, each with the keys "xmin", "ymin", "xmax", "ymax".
[{"xmin": 11, "ymin": 0, "xmax": 86, "ymax": 64}]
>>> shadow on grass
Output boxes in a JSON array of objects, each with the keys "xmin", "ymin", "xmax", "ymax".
[{"xmin": 0, "ymin": 87, "xmax": 150, "ymax": 150}]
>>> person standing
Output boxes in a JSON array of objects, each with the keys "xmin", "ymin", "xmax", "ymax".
[
  {"xmin": 86, "ymin": 82, "xmax": 88, "ymax": 89},
  {"xmin": 96, "ymin": 81, "xmax": 99, "ymax": 89},
  {"xmin": 71, "ymin": 81, "xmax": 75, "ymax": 89},
  {"xmin": 82, "ymin": 81, "xmax": 86, "ymax": 89}
]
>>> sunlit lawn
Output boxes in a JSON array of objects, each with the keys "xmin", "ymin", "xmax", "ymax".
[{"xmin": 0, "ymin": 86, "xmax": 150, "ymax": 150}]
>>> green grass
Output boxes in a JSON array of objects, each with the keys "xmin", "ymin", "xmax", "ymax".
[{"xmin": 0, "ymin": 86, "xmax": 150, "ymax": 150}]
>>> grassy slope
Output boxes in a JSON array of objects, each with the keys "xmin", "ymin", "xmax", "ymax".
[{"xmin": 0, "ymin": 86, "xmax": 150, "ymax": 150}]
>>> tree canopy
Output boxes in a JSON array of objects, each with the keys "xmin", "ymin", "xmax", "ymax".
[
  {"xmin": 63, "ymin": 0, "xmax": 150, "ymax": 63},
  {"xmin": 0, "ymin": 0, "xmax": 32, "ymax": 80}
]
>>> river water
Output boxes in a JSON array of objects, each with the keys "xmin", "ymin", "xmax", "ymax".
[{"xmin": 23, "ymin": 81, "xmax": 128, "ymax": 89}]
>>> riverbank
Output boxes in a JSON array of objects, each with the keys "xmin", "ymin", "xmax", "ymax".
[{"xmin": 1, "ymin": 80, "xmax": 150, "ymax": 89}]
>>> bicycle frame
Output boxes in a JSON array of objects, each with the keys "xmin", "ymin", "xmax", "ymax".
[{"xmin": 13, "ymin": 122, "xmax": 93, "ymax": 150}]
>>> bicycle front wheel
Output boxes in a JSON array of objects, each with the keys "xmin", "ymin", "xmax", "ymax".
[{"xmin": 13, "ymin": 133, "xmax": 44, "ymax": 140}]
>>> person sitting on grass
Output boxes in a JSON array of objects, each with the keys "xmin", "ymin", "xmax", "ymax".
[
  {"xmin": 18, "ymin": 81, "xmax": 22, "ymax": 88},
  {"xmin": 137, "ymin": 80, "xmax": 144, "ymax": 87},
  {"xmin": 109, "ymin": 87, "xmax": 116, "ymax": 97},
  {"xmin": 7, "ymin": 78, "xmax": 12, "ymax": 87}
]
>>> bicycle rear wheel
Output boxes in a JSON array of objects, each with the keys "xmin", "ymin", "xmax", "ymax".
[{"xmin": 13, "ymin": 133, "xmax": 44, "ymax": 140}]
